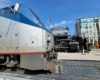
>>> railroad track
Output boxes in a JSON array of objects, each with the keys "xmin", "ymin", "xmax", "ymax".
[{"xmin": 0, "ymin": 60, "xmax": 100, "ymax": 80}]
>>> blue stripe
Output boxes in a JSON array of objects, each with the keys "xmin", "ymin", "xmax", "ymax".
[{"xmin": 6, "ymin": 13, "xmax": 15, "ymax": 37}]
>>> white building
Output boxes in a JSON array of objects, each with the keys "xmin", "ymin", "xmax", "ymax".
[{"xmin": 76, "ymin": 17, "xmax": 100, "ymax": 44}]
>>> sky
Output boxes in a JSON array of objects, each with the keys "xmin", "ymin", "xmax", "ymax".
[{"xmin": 0, "ymin": 0, "xmax": 100, "ymax": 35}]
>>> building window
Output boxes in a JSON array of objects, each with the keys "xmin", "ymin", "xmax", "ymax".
[
  {"xmin": 98, "ymin": 18, "xmax": 100, "ymax": 22},
  {"xmin": 89, "ymin": 26, "xmax": 91, "ymax": 28},
  {"xmin": 89, "ymin": 30, "xmax": 92, "ymax": 33},
  {"xmin": 81, "ymin": 19, "xmax": 87, "ymax": 23},
  {"xmin": 94, "ymin": 19, "xmax": 98, "ymax": 22},
  {"xmin": 87, "ymin": 20, "xmax": 90, "ymax": 22},
  {"xmin": 93, "ymin": 32, "xmax": 96, "ymax": 35},
  {"xmin": 86, "ymin": 30, "xmax": 88, "ymax": 33},
  {"xmin": 90, "ymin": 18, "xmax": 94, "ymax": 22}
]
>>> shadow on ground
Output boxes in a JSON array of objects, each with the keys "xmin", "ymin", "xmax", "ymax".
[{"xmin": 24, "ymin": 69, "xmax": 51, "ymax": 75}]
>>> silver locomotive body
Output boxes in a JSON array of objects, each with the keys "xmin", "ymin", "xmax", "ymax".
[{"xmin": 0, "ymin": 3, "xmax": 55, "ymax": 72}]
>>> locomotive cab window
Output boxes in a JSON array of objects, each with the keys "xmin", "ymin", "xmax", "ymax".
[
  {"xmin": 0, "ymin": 9, "xmax": 4, "ymax": 15},
  {"xmin": 0, "ymin": 6, "xmax": 15, "ymax": 15}
]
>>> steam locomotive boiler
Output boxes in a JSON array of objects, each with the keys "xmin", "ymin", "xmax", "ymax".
[
  {"xmin": 50, "ymin": 27, "xmax": 69, "ymax": 51},
  {"xmin": 0, "ymin": 3, "xmax": 56, "ymax": 73}
]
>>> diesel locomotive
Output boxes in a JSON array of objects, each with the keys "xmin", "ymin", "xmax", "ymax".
[{"xmin": 0, "ymin": 3, "xmax": 56, "ymax": 73}]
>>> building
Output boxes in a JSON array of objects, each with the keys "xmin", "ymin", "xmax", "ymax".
[{"xmin": 75, "ymin": 16, "xmax": 100, "ymax": 44}]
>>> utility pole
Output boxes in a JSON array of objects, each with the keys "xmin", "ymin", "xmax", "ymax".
[{"xmin": 48, "ymin": 19, "xmax": 51, "ymax": 30}]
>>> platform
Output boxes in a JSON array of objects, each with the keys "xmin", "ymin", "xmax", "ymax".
[{"xmin": 58, "ymin": 52, "xmax": 100, "ymax": 61}]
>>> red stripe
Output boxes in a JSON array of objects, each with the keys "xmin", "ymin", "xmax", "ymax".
[{"xmin": 0, "ymin": 52, "xmax": 44, "ymax": 54}]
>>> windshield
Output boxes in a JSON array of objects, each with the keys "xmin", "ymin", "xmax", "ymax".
[{"xmin": 28, "ymin": 8, "xmax": 45, "ymax": 27}]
